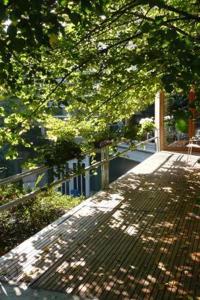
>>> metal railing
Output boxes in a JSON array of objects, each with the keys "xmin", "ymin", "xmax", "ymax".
[{"xmin": 0, "ymin": 137, "xmax": 157, "ymax": 212}]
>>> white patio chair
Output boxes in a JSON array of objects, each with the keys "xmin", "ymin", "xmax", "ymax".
[{"xmin": 186, "ymin": 137, "xmax": 200, "ymax": 162}]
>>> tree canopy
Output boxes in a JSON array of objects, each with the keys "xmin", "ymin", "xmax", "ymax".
[{"xmin": 0, "ymin": 0, "xmax": 199, "ymax": 160}]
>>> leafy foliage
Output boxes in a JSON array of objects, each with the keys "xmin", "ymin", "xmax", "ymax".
[
  {"xmin": 137, "ymin": 117, "xmax": 155, "ymax": 139},
  {"xmin": 44, "ymin": 139, "xmax": 83, "ymax": 166},
  {"xmin": 0, "ymin": 0, "xmax": 200, "ymax": 161},
  {"xmin": 0, "ymin": 189, "xmax": 83, "ymax": 255},
  {"xmin": 0, "ymin": 182, "xmax": 23, "ymax": 204}
]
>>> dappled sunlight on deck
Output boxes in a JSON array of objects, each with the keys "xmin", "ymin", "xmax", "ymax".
[{"xmin": 0, "ymin": 151, "xmax": 200, "ymax": 299}]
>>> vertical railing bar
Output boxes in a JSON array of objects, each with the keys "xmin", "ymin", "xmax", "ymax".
[{"xmin": 101, "ymin": 145, "xmax": 109, "ymax": 189}]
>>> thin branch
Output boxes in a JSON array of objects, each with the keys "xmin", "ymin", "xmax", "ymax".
[
  {"xmin": 74, "ymin": 0, "xmax": 141, "ymax": 47},
  {"xmin": 150, "ymin": 0, "xmax": 200, "ymax": 21},
  {"xmin": 10, "ymin": 0, "xmax": 199, "ymax": 130},
  {"xmin": 104, "ymin": 32, "xmax": 143, "ymax": 52},
  {"xmin": 28, "ymin": 59, "xmax": 88, "ymax": 117},
  {"xmin": 132, "ymin": 12, "xmax": 199, "ymax": 40}
]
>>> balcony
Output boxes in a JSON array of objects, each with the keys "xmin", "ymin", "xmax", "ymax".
[{"xmin": 0, "ymin": 150, "xmax": 200, "ymax": 299}]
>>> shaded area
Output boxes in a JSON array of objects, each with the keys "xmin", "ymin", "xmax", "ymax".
[
  {"xmin": 0, "ymin": 152, "xmax": 200, "ymax": 299},
  {"xmin": 90, "ymin": 156, "xmax": 138, "ymax": 194},
  {"xmin": 109, "ymin": 157, "xmax": 138, "ymax": 183}
]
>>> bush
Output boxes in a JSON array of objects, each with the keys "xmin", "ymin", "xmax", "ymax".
[
  {"xmin": 137, "ymin": 117, "xmax": 155, "ymax": 140},
  {"xmin": 0, "ymin": 189, "xmax": 83, "ymax": 256},
  {"xmin": 44, "ymin": 139, "xmax": 83, "ymax": 166}
]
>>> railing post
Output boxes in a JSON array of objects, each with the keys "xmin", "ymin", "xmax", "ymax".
[
  {"xmin": 155, "ymin": 91, "xmax": 164, "ymax": 151},
  {"xmin": 101, "ymin": 146, "xmax": 109, "ymax": 189},
  {"xmin": 84, "ymin": 156, "xmax": 90, "ymax": 197}
]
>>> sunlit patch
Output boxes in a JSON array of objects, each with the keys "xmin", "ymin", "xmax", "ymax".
[
  {"xmin": 116, "ymin": 279, "xmax": 124, "ymax": 285},
  {"xmin": 109, "ymin": 210, "xmax": 124, "ymax": 226},
  {"xmin": 158, "ymin": 262, "xmax": 166, "ymax": 271},
  {"xmin": 128, "ymin": 275, "xmax": 135, "ymax": 281},
  {"xmin": 139, "ymin": 279, "xmax": 149, "ymax": 286},
  {"xmin": 124, "ymin": 225, "xmax": 138, "ymax": 236},
  {"xmin": 119, "ymin": 267, "xmax": 127, "ymax": 273},
  {"xmin": 109, "ymin": 221, "xmax": 125, "ymax": 230},
  {"xmin": 165, "ymin": 280, "xmax": 185, "ymax": 294},
  {"xmin": 145, "ymin": 236, "xmax": 157, "ymax": 242},
  {"xmin": 66, "ymin": 286, "xmax": 74, "ymax": 293},
  {"xmin": 61, "ymin": 274, "xmax": 74, "ymax": 283},
  {"xmin": 56, "ymin": 261, "xmax": 70, "ymax": 273},
  {"xmin": 184, "ymin": 270, "xmax": 192, "ymax": 277},
  {"xmin": 160, "ymin": 236, "xmax": 177, "ymax": 244},
  {"xmin": 177, "ymin": 288, "xmax": 187, "ymax": 296},
  {"xmin": 166, "ymin": 270, "xmax": 173, "ymax": 276},
  {"xmin": 147, "ymin": 275, "xmax": 156, "ymax": 283},
  {"xmin": 188, "ymin": 212, "xmax": 200, "ymax": 220},
  {"xmin": 112, "ymin": 289, "xmax": 121, "ymax": 296},
  {"xmin": 160, "ymin": 247, "xmax": 168, "ymax": 253},
  {"xmin": 13, "ymin": 287, "xmax": 22, "ymax": 296},
  {"xmin": 122, "ymin": 290, "xmax": 129, "ymax": 297},
  {"xmin": 44, "ymin": 257, "xmax": 54, "ymax": 264},
  {"xmin": 71, "ymin": 259, "xmax": 85, "ymax": 268},
  {"xmin": 130, "ymin": 265, "xmax": 136, "ymax": 270},
  {"xmin": 141, "ymin": 287, "xmax": 151, "ymax": 294},
  {"xmin": 165, "ymin": 280, "xmax": 179, "ymax": 293},
  {"xmin": 176, "ymin": 265, "xmax": 192, "ymax": 273},
  {"xmin": 163, "ymin": 187, "xmax": 173, "ymax": 192},
  {"xmin": 190, "ymin": 252, "xmax": 200, "ymax": 262},
  {"xmin": 105, "ymin": 282, "xmax": 114, "ymax": 291},
  {"xmin": 162, "ymin": 221, "xmax": 174, "ymax": 228}
]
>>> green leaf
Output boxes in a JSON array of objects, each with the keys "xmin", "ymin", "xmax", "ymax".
[{"xmin": 35, "ymin": 174, "xmax": 45, "ymax": 187}]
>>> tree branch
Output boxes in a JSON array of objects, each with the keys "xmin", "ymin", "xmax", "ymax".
[{"xmin": 148, "ymin": 0, "xmax": 200, "ymax": 21}]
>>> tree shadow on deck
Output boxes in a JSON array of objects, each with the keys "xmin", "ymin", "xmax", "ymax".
[{"xmin": 1, "ymin": 153, "xmax": 200, "ymax": 299}]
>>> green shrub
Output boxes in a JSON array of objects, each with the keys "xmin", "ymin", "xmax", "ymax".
[
  {"xmin": 0, "ymin": 189, "xmax": 83, "ymax": 256},
  {"xmin": 137, "ymin": 117, "xmax": 155, "ymax": 140}
]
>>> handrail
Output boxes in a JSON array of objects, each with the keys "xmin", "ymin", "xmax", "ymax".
[
  {"xmin": 109, "ymin": 136, "xmax": 157, "ymax": 161},
  {"xmin": 0, "ymin": 137, "xmax": 157, "ymax": 212},
  {"xmin": 0, "ymin": 160, "xmax": 107, "ymax": 212},
  {"xmin": 0, "ymin": 166, "xmax": 48, "ymax": 186},
  {"xmin": 0, "ymin": 136, "xmax": 156, "ymax": 187}
]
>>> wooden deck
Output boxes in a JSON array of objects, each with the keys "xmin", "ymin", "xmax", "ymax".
[{"xmin": 0, "ymin": 151, "xmax": 200, "ymax": 299}]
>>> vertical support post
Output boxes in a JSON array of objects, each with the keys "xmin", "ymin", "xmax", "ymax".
[
  {"xmin": 155, "ymin": 91, "xmax": 165, "ymax": 151},
  {"xmin": 188, "ymin": 87, "xmax": 196, "ymax": 138},
  {"xmin": 84, "ymin": 156, "xmax": 90, "ymax": 197},
  {"xmin": 68, "ymin": 159, "xmax": 74, "ymax": 193},
  {"xmin": 101, "ymin": 146, "xmax": 109, "ymax": 189}
]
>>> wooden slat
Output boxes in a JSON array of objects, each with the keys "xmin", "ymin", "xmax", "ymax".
[
  {"xmin": 74, "ymin": 193, "xmax": 170, "ymax": 298},
  {"xmin": 95, "ymin": 182, "xmax": 187, "ymax": 299},
  {"xmin": 34, "ymin": 211, "xmax": 146, "ymax": 292},
  {"xmin": 135, "ymin": 194, "xmax": 194, "ymax": 299},
  {"xmin": 30, "ymin": 173, "xmax": 182, "ymax": 296},
  {"xmin": 0, "ymin": 205, "xmax": 118, "ymax": 283},
  {"xmin": 31, "ymin": 190, "xmax": 160, "ymax": 290}
]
